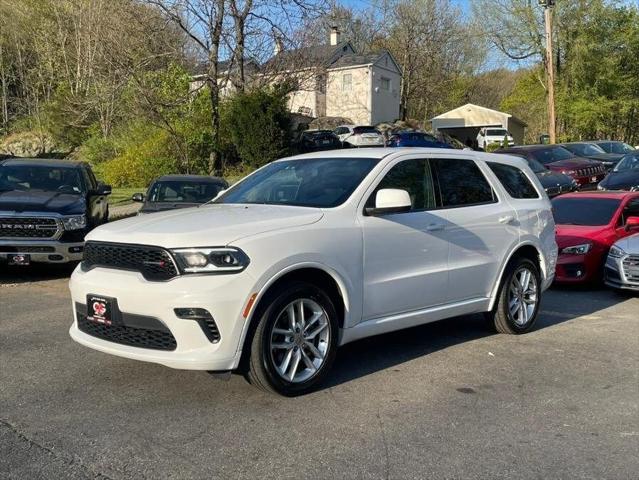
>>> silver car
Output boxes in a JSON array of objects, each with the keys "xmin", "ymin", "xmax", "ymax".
[{"xmin": 605, "ymin": 233, "xmax": 639, "ymax": 291}]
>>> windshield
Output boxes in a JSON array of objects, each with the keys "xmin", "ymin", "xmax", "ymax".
[
  {"xmin": 0, "ymin": 164, "xmax": 84, "ymax": 194},
  {"xmin": 215, "ymin": 157, "xmax": 379, "ymax": 208},
  {"xmin": 552, "ymin": 197, "xmax": 621, "ymax": 226},
  {"xmin": 565, "ymin": 143, "xmax": 606, "ymax": 156},
  {"xmin": 531, "ymin": 146, "xmax": 575, "ymax": 164},
  {"xmin": 148, "ymin": 180, "xmax": 225, "ymax": 203},
  {"xmin": 614, "ymin": 153, "xmax": 639, "ymax": 172},
  {"xmin": 487, "ymin": 129, "xmax": 508, "ymax": 136},
  {"xmin": 610, "ymin": 142, "xmax": 635, "ymax": 154}
]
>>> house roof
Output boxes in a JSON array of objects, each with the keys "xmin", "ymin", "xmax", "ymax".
[
  {"xmin": 431, "ymin": 103, "xmax": 527, "ymax": 128},
  {"xmin": 262, "ymin": 41, "xmax": 354, "ymax": 71},
  {"xmin": 329, "ymin": 50, "xmax": 400, "ymax": 72}
]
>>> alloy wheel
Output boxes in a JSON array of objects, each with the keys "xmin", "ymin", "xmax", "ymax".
[
  {"xmin": 269, "ymin": 298, "xmax": 330, "ymax": 383},
  {"xmin": 507, "ymin": 266, "xmax": 539, "ymax": 326}
]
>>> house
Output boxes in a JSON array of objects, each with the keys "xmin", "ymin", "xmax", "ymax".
[
  {"xmin": 431, "ymin": 104, "xmax": 527, "ymax": 146},
  {"xmin": 261, "ymin": 28, "xmax": 402, "ymax": 125}
]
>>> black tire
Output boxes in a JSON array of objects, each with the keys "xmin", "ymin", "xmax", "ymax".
[
  {"xmin": 245, "ymin": 281, "xmax": 339, "ymax": 396},
  {"xmin": 487, "ymin": 257, "xmax": 541, "ymax": 334}
]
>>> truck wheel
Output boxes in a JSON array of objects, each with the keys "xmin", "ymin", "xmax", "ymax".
[
  {"xmin": 487, "ymin": 257, "xmax": 541, "ymax": 334},
  {"xmin": 246, "ymin": 282, "xmax": 339, "ymax": 396}
]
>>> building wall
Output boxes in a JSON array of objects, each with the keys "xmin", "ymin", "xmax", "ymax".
[
  {"xmin": 287, "ymin": 72, "xmax": 319, "ymax": 117},
  {"xmin": 370, "ymin": 63, "xmax": 401, "ymax": 124},
  {"xmin": 326, "ymin": 66, "xmax": 371, "ymax": 125},
  {"xmin": 506, "ymin": 119, "xmax": 526, "ymax": 145}
]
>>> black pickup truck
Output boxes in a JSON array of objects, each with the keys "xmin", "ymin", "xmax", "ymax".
[{"xmin": 0, "ymin": 158, "xmax": 111, "ymax": 265}]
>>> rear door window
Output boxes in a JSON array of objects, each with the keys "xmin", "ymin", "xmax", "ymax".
[
  {"xmin": 487, "ymin": 162, "xmax": 539, "ymax": 199},
  {"xmin": 431, "ymin": 158, "xmax": 496, "ymax": 208}
]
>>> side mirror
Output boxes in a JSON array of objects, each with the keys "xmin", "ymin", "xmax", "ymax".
[
  {"xmin": 131, "ymin": 193, "xmax": 145, "ymax": 203},
  {"xmin": 94, "ymin": 182, "xmax": 111, "ymax": 195},
  {"xmin": 625, "ymin": 216, "xmax": 639, "ymax": 231},
  {"xmin": 365, "ymin": 188, "xmax": 412, "ymax": 215}
]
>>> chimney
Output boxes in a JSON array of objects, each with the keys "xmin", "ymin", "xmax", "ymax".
[
  {"xmin": 273, "ymin": 34, "xmax": 284, "ymax": 55},
  {"xmin": 330, "ymin": 26, "xmax": 341, "ymax": 46}
]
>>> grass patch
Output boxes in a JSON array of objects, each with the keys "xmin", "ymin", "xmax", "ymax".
[{"xmin": 109, "ymin": 187, "xmax": 143, "ymax": 206}]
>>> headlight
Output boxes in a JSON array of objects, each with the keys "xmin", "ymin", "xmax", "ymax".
[
  {"xmin": 608, "ymin": 245, "xmax": 626, "ymax": 258},
  {"xmin": 561, "ymin": 243, "xmax": 592, "ymax": 255},
  {"xmin": 171, "ymin": 247, "xmax": 249, "ymax": 274},
  {"xmin": 562, "ymin": 170, "xmax": 576, "ymax": 175},
  {"xmin": 597, "ymin": 183, "xmax": 605, "ymax": 190},
  {"xmin": 62, "ymin": 215, "xmax": 86, "ymax": 230}
]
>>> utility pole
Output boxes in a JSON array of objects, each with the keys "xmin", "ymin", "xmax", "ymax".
[{"xmin": 540, "ymin": 0, "xmax": 556, "ymax": 144}]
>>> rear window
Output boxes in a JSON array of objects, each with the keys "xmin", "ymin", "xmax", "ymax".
[
  {"xmin": 552, "ymin": 197, "xmax": 621, "ymax": 226},
  {"xmin": 432, "ymin": 158, "xmax": 495, "ymax": 207},
  {"xmin": 488, "ymin": 162, "xmax": 539, "ymax": 199},
  {"xmin": 353, "ymin": 126, "xmax": 378, "ymax": 135}
]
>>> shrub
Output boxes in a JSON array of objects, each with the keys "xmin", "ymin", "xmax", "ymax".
[{"xmin": 225, "ymin": 88, "xmax": 291, "ymax": 168}]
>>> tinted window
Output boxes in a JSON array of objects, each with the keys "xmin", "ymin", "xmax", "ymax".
[
  {"xmin": 610, "ymin": 142, "xmax": 635, "ymax": 154},
  {"xmin": 614, "ymin": 153, "xmax": 639, "ymax": 172},
  {"xmin": 353, "ymin": 126, "xmax": 378, "ymax": 135},
  {"xmin": 486, "ymin": 129, "xmax": 508, "ymax": 136},
  {"xmin": 368, "ymin": 159, "xmax": 436, "ymax": 211},
  {"xmin": 488, "ymin": 162, "xmax": 539, "ymax": 199},
  {"xmin": 565, "ymin": 143, "xmax": 606, "ymax": 156},
  {"xmin": 531, "ymin": 147, "xmax": 574, "ymax": 164},
  {"xmin": 217, "ymin": 158, "xmax": 379, "ymax": 208},
  {"xmin": 432, "ymin": 158, "xmax": 495, "ymax": 207},
  {"xmin": 149, "ymin": 181, "xmax": 226, "ymax": 203},
  {"xmin": 0, "ymin": 164, "xmax": 85, "ymax": 193},
  {"xmin": 552, "ymin": 197, "xmax": 621, "ymax": 226}
]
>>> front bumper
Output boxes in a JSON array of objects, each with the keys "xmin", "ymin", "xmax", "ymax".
[
  {"xmin": 68, "ymin": 265, "xmax": 256, "ymax": 371},
  {"xmin": 554, "ymin": 252, "xmax": 601, "ymax": 283},
  {"xmin": 604, "ymin": 254, "xmax": 639, "ymax": 291},
  {"xmin": 0, "ymin": 240, "xmax": 84, "ymax": 263}
]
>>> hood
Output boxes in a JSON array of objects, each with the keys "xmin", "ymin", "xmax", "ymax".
[
  {"xmin": 545, "ymin": 156, "xmax": 600, "ymax": 171},
  {"xmin": 139, "ymin": 202, "xmax": 202, "ymax": 214},
  {"xmin": 581, "ymin": 153, "xmax": 623, "ymax": 163},
  {"xmin": 599, "ymin": 170, "xmax": 639, "ymax": 190},
  {"xmin": 537, "ymin": 170, "xmax": 573, "ymax": 188},
  {"xmin": 612, "ymin": 233, "xmax": 639, "ymax": 254},
  {"xmin": 555, "ymin": 225, "xmax": 608, "ymax": 249},
  {"xmin": 88, "ymin": 203, "xmax": 324, "ymax": 247},
  {"xmin": 0, "ymin": 189, "xmax": 85, "ymax": 215}
]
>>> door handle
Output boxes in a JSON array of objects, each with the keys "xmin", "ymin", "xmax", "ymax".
[
  {"xmin": 498, "ymin": 215, "xmax": 515, "ymax": 224},
  {"xmin": 426, "ymin": 223, "xmax": 445, "ymax": 232}
]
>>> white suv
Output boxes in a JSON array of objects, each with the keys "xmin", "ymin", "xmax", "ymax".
[
  {"xmin": 334, "ymin": 125, "xmax": 385, "ymax": 148},
  {"xmin": 477, "ymin": 128, "xmax": 515, "ymax": 150},
  {"xmin": 69, "ymin": 148, "xmax": 557, "ymax": 395}
]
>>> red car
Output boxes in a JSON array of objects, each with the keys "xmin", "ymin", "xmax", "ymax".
[
  {"xmin": 499, "ymin": 145, "xmax": 606, "ymax": 188},
  {"xmin": 552, "ymin": 191, "xmax": 639, "ymax": 283}
]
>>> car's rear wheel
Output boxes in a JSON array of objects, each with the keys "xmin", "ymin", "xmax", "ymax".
[
  {"xmin": 488, "ymin": 257, "xmax": 541, "ymax": 334},
  {"xmin": 246, "ymin": 282, "xmax": 339, "ymax": 395}
]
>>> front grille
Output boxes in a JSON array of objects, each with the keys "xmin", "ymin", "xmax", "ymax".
[
  {"xmin": 576, "ymin": 165, "xmax": 605, "ymax": 177},
  {"xmin": 0, "ymin": 217, "xmax": 59, "ymax": 239},
  {"xmin": 622, "ymin": 255, "xmax": 639, "ymax": 283},
  {"xmin": 546, "ymin": 186, "xmax": 560, "ymax": 197},
  {"xmin": 76, "ymin": 311, "xmax": 177, "ymax": 351},
  {"xmin": 82, "ymin": 241, "xmax": 178, "ymax": 281}
]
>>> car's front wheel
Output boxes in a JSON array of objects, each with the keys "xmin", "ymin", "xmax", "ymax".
[
  {"xmin": 488, "ymin": 257, "xmax": 541, "ymax": 334},
  {"xmin": 246, "ymin": 282, "xmax": 339, "ymax": 395}
]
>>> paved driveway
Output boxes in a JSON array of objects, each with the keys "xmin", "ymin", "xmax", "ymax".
[{"xmin": 1, "ymin": 268, "xmax": 638, "ymax": 479}]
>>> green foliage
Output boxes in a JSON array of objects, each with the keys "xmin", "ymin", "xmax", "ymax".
[
  {"xmin": 501, "ymin": 68, "xmax": 547, "ymax": 144},
  {"xmin": 225, "ymin": 88, "xmax": 291, "ymax": 168},
  {"xmin": 95, "ymin": 124, "xmax": 177, "ymax": 187}
]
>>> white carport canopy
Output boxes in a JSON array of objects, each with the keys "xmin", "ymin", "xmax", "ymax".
[{"xmin": 431, "ymin": 103, "xmax": 527, "ymax": 146}]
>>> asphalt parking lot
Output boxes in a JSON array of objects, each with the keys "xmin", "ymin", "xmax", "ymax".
[{"xmin": 1, "ymin": 266, "xmax": 638, "ymax": 479}]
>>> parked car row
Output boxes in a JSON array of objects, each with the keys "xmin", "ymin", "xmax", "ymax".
[{"xmin": 296, "ymin": 126, "xmax": 456, "ymax": 152}]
